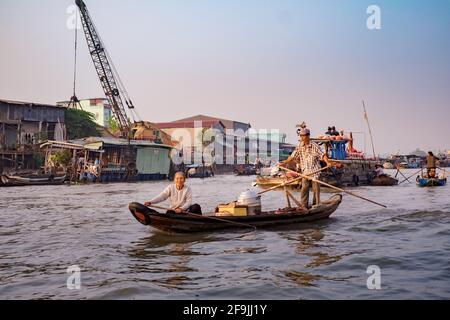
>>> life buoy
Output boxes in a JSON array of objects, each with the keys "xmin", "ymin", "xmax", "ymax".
[{"xmin": 127, "ymin": 162, "xmax": 137, "ymax": 171}]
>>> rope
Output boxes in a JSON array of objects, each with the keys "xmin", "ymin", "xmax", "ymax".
[{"xmin": 73, "ymin": 9, "xmax": 78, "ymax": 99}]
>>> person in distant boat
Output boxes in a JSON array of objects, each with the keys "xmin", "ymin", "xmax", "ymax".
[
  {"xmin": 278, "ymin": 128, "xmax": 334, "ymax": 208},
  {"xmin": 426, "ymin": 151, "xmax": 440, "ymax": 177},
  {"xmin": 254, "ymin": 156, "xmax": 263, "ymax": 170},
  {"xmin": 144, "ymin": 172, "xmax": 202, "ymax": 215},
  {"xmin": 374, "ymin": 164, "xmax": 385, "ymax": 177},
  {"xmin": 428, "ymin": 168, "xmax": 436, "ymax": 178},
  {"xmin": 331, "ymin": 126, "xmax": 339, "ymax": 136}
]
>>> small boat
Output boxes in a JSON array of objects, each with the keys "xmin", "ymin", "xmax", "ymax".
[
  {"xmin": 129, "ymin": 194, "xmax": 342, "ymax": 233},
  {"xmin": 417, "ymin": 177, "xmax": 447, "ymax": 187},
  {"xmin": 234, "ymin": 164, "xmax": 257, "ymax": 176},
  {"xmin": 383, "ymin": 162, "xmax": 395, "ymax": 169},
  {"xmin": 185, "ymin": 164, "xmax": 214, "ymax": 178},
  {"xmin": 0, "ymin": 173, "xmax": 66, "ymax": 187},
  {"xmin": 370, "ymin": 174, "xmax": 398, "ymax": 186}
]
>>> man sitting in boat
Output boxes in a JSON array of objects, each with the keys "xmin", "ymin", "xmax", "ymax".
[
  {"xmin": 144, "ymin": 172, "xmax": 202, "ymax": 215},
  {"xmin": 278, "ymin": 128, "xmax": 334, "ymax": 209}
]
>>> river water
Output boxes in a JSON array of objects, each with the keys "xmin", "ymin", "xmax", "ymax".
[{"xmin": 0, "ymin": 169, "xmax": 449, "ymax": 299}]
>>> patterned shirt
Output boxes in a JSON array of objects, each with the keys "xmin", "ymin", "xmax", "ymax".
[{"xmin": 291, "ymin": 141, "xmax": 324, "ymax": 179}]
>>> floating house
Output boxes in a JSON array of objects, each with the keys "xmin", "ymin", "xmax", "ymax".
[
  {"xmin": 83, "ymin": 137, "xmax": 173, "ymax": 182},
  {"xmin": 41, "ymin": 137, "xmax": 173, "ymax": 183}
]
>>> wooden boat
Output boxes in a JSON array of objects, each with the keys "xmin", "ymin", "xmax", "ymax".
[
  {"xmin": 383, "ymin": 162, "xmax": 395, "ymax": 169},
  {"xmin": 234, "ymin": 164, "xmax": 257, "ymax": 176},
  {"xmin": 417, "ymin": 177, "xmax": 447, "ymax": 187},
  {"xmin": 370, "ymin": 174, "xmax": 398, "ymax": 186},
  {"xmin": 0, "ymin": 173, "xmax": 66, "ymax": 187},
  {"xmin": 129, "ymin": 194, "xmax": 342, "ymax": 233}
]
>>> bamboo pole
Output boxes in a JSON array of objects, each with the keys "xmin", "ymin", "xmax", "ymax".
[
  {"xmin": 279, "ymin": 165, "xmax": 387, "ymax": 208},
  {"xmin": 395, "ymin": 164, "xmax": 410, "ymax": 182},
  {"xmin": 285, "ymin": 189, "xmax": 303, "ymax": 208},
  {"xmin": 257, "ymin": 166, "xmax": 330, "ymax": 195},
  {"xmin": 284, "ymin": 186, "xmax": 291, "ymax": 208},
  {"xmin": 398, "ymin": 168, "xmax": 423, "ymax": 185}
]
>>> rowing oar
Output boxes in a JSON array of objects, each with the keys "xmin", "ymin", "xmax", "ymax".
[
  {"xmin": 278, "ymin": 165, "xmax": 387, "ymax": 208},
  {"xmin": 147, "ymin": 204, "xmax": 257, "ymax": 230},
  {"xmin": 257, "ymin": 166, "xmax": 330, "ymax": 195},
  {"xmin": 395, "ymin": 164, "xmax": 410, "ymax": 182},
  {"xmin": 398, "ymin": 168, "xmax": 423, "ymax": 185}
]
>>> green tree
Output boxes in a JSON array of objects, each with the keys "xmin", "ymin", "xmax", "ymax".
[
  {"xmin": 106, "ymin": 116, "xmax": 122, "ymax": 136},
  {"xmin": 49, "ymin": 150, "xmax": 72, "ymax": 167},
  {"xmin": 65, "ymin": 108, "xmax": 100, "ymax": 139}
]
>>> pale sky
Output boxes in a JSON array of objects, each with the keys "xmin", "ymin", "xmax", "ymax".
[{"xmin": 1, "ymin": 0, "xmax": 449, "ymax": 155}]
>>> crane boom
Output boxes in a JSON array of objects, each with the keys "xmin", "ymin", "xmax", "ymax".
[{"xmin": 75, "ymin": 0, "xmax": 133, "ymax": 138}]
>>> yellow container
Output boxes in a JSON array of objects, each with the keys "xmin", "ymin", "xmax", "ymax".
[{"xmin": 216, "ymin": 202, "xmax": 248, "ymax": 216}]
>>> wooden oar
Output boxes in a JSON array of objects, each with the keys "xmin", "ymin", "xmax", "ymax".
[
  {"xmin": 147, "ymin": 204, "xmax": 257, "ymax": 230},
  {"xmin": 395, "ymin": 164, "xmax": 410, "ymax": 182},
  {"xmin": 284, "ymin": 189, "xmax": 303, "ymax": 208},
  {"xmin": 283, "ymin": 186, "xmax": 292, "ymax": 208},
  {"xmin": 257, "ymin": 166, "xmax": 330, "ymax": 195},
  {"xmin": 398, "ymin": 168, "xmax": 423, "ymax": 185},
  {"xmin": 278, "ymin": 165, "xmax": 387, "ymax": 208}
]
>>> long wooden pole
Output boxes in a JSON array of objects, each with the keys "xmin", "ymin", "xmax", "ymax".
[
  {"xmin": 284, "ymin": 186, "xmax": 291, "ymax": 208},
  {"xmin": 285, "ymin": 189, "xmax": 303, "ymax": 208},
  {"xmin": 363, "ymin": 100, "xmax": 377, "ymax": 159},
  {"xmin": 147, "ymin": 204, "xmax": 257, "ymax": 230},
  {"xmin": 257, "ymin": 166, "xmax": 330, "ymax": 195},
  {"xmin": 398, "ymin": 168, "xmax": 423, "ymax": 185},
  {"xmin": 395, "ymin": 164, "xmax": 410, "ymax": 182},
  {"xmin": 279, "ymin": 165, "xmax": 387, "ymax": 208}
]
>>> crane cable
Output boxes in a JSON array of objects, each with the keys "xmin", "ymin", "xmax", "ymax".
[
  {"xmin": 89, "ymin": 17, "xmax": 141, "ymax": 123},
  {"xmin": 72, "ymin": 9, "xmax": 78, "ymax": 99},
  {"xmin": 70, "ymin": 9, "xmax": 83, "ymax": 111}
]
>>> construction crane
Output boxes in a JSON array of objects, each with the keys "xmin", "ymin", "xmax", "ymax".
[{"xmin": 75, "ymin": 0, "xmax": 138, "ymax": 139}]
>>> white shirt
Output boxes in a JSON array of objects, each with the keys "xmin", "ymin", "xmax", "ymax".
[
  {"xmin": 150, "ymin": 184, "xmax": 193, "ymax": 210},
  {"xmin": 375, "ymin": 167, "xmax": 384, "ymax": 176}
]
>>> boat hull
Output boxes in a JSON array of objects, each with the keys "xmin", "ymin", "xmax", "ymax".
[
  {"xmin": 371, "ymin": 175, "xmax": 398, "ymax": 186},
  {"xmin": 0, "ymin": 174, "xmax": 66, "ymax": 187},
  {"xmin": 417, "ymin": 178, "xmax": 447, "ymax": 187},
  {"xmin": 129, "ymin": 194, "xmax": 342, "ymax": 233}
]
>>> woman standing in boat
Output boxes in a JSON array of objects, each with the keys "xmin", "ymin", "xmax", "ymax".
[{"xmin": 144, "ymin": 172, "xmax": 202, "ymax": 215}]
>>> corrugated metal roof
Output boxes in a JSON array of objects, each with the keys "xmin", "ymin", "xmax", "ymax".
[
  {"xmin": 83, "ymin": 137, "xmax": 174, "ymax": 149},
  {"xmin": 153, "ymin": 120, "xmax": 225, "ymax": 129},
  {"xmin": 40, "ymin": 140, "xmax": 85, "ymax": 150},
  {"xmin": 0, "ymin": 99, "xmax": 66, "ymax": 109}
]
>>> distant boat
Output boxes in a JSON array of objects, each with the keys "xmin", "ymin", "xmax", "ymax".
[
  {"xmin": 417, "ymin": 177, "xmax": 447, "ymax": 187},
  {"xmin": 0, "ymin": 173, "xmax": 66, "ymax": 187},
  {"xmin": 371, "ymin": 174, "xmax": 398, "ymax": 186},
  {"xmin": 383, "ymin": 162, "xmax": 395, "ymax": 169}
]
